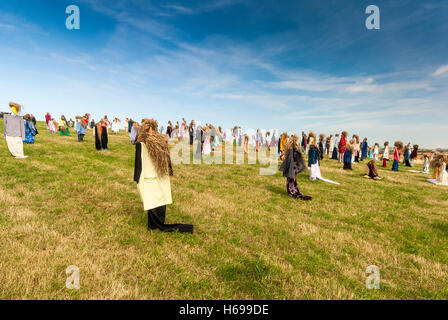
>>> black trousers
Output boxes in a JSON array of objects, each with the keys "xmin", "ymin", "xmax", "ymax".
[
  {"xmin": 148, "ymin": 206, "xmax": 193, "ymax": 233},
  {"xmin": 189, "ymin": 135, "xmax": 194, "ymax": 145}
]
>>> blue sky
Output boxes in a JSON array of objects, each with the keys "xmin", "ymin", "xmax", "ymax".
[{"xmin": 0, "ymin": 0, "xmax": 447, "ymax": 147}]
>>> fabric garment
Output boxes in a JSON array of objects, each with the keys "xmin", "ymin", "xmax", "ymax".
[
  {"xmin": 6, "ymin": 136, "xmax": 27, "ymax": 158},
  {"xmin": 111, "ymin": 121, "xmax": 120, "ymax": 133},
  {"xmin": 392, "ymin": 159, "xmax": 399, "ymax": 171},
  {"xmin": 243, "ymin": 138, "xmax": 249, "ymax": 154},
  {"xmin": 343, "ymin": 150, "xmax": 352, "ymax": 170},
  {"xmin": 75, "ymin": 121, "xmax": 87, "ymax": 136},
  {"xmin": 147, "ymin": 206, "xmax": 193, "ymax": 233},
  {"xmin": 331, "ymin": 147, "xmax": 338, "ymax": 160},
  {"xmin": 134, "ymin": 143, "xmax": 172, "ymax": 210},
  {"xmin": 59, "ymin": 127, "xmax": 71, "ymax": 136},
  {"xmin": 130, "ymin": 126, "xmax": 139, "ymax": 145},
  {"xmin": 374, "ymin": 146, "xmax": 379, "ymax": 161},
  {"xmin": 422, "ymin": 158, "xmax": 430, "ymax": 174},
  {"xmin": 166, "ymin": 126, "xmax": 172, "ymax": 138},
  {"xmin": 428, "ymin": 163, "xmax": 448, "ymax": 186},
  {"xmin": 383, "ymin": 158, "xmax": 388, "ymax": 168},
  {"xmin": 308, "ymin": 145, "xmax": 320, "ymax": 167},
  {"xmin": 404, "ymin": 149, "xmax": 412, "ymax": 167},
  {"xmin": 367, "ymin": 161, "xmax": 380, "ymax": 179},
  {"xmin": 23, "ymin": 119, "xmax": 36, "ymax": 144},
  {"xmin": 77, "ymin": 134, "xmax": 85, "ymax": 142},
  {"xmin": 48, "ymin": 121, "xmax": 56, "ymax": 133},
  {"xmin": 3, "ymin": 114, "xmax": 26, "ymax": 139},
  {"xmin": 203, "ymin": 136, "xmax": 211, "ymax": 155},
  {"xmin": 286, "ymin": 178, "xmax": 312, "ymax": 200},
  {"xmin": 309, "ymin": 163, "xmax": 340, "ymax": 184},
  {"xmin": 45, "ymin": 113, "xmax": 51, "ymax": 124},
  {"xmin": 338, "ymin": 135, "xmax": 347, "ymax": 153},
  {"xmin": 195, "ymin": 129, "xmax": 204, "ymax": 159},
  {"xmin": 128, "ymin": 120, "xmax": 134, "ymax": 133},
  {"xmin": 318, "ymin": 141, "xmax": 324, "ymax": 160},
  {"xmin": 95, "ymin": 125, "xmax": 108, "ymax": 150},
  {"xmin": 279, "ymin": 147, "xmax": 311, "ymax": 200},
  {"xmin": 383, "ymin": 146, "xmax": 389, "ymax": 160},
  {"xmin": 361, "ymin": 142, "xmax": 368, "ymax": 160},
  {"xmin": 279, "ymin": 148, "xmax": 307, "ymax": 180}
]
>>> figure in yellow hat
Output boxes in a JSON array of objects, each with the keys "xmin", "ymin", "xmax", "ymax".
[{"xmin": 4, "ymin": 102, "xmax": 28, "ymax": 159}]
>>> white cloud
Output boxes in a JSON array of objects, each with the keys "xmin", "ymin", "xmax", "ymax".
[{"xmin": 433, "ymin": 65, "xmax": 448, "ymax": 77}]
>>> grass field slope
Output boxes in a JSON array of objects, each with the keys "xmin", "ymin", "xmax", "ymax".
[{"xmin": 0, "ymin": 120, "xmax": 447, "ymax": 299}]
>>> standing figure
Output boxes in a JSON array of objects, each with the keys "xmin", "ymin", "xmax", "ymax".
[
  {"xmin": 410, "ymin": 144, "xmax": 419, "ymax": 167},
  {"xmin": 392, "ymin": 141, "xmax": 404, "ymax": 172},
  {"xmin": 332, "ymin": 134, "xmax": 339, "ymax": 160},
  {"xmin": 23, "ymin": 114, "xmax": 37, "ymax": 144},
  {"xmin": 301, "ymin": 132, "xmax": 307, "ymax": 154},
  {"xmin": 95, "ymin": 120, "xmax": 109, "ymax": 151},
  {"xmin": 279, "ymin": 135, "xmax": 312, "ymax": 201},
  {"xmin": 361, "ymin": 138, "xmax": 368, "ymax": 161},
  {"xmin": 422, "ymin": 154, "xmax": 430, "ymax": 174},
  {"xmin": 308, "ymin": 133, "xmax": 340, "ymax": 184},
  {"xmin": 328, "ymin": 134, "xmax": 334, "ymax": 157},
  {"xmin": 134, "ymin": 119, "xmax": 193, "ymax": 233},
  {"xmin": 189, "ymin": 120, "xmax": 195, "ymax": 146},
  {"xmin": 130, "ymin": 122, "xmax": 140, "ymax": 145},
  {"xmin": 343, "ymin": 139, "xmax": 354, "ymax": 170},
  {"xmin": 195, "ymin": 125, "xmax": 204, "ymax": 159},
  {"xmin": 374, "ymin": 143, "xmax": 379, "ymax": 161},
  {"xmin": 58, "ymin": 116, "xmax": 71, "ymax": 136},
  {"xmin": 279, "ymin": 133, "xmax": 288, "ymax": 161},
  {"xmin": 243, "ymin": 134, "xmax": 249, "ymax": 154},
  {"xmin": 166, "ymin": 121, "xmax": 173, "ymax": 139},
  {"xmin": 403, "ymin": 143, "xmax": 412, "ymax": 167},
  {"xmin": 353, "ymin": 135, "xmax": 360, "ymax": 162},
  {"xmin": 111, "ymin": 118, "xmax": 121, "ymax": 134},
  {"xmin": 382, "ymin": 142, "xmax": 389, "ymax": 167},
  {"xmin": 45, "ymin": 112, "xmax": 51, "ymax": 129},
  {"xmin": 338, "ymin": 131, "xmax": 348, "ymax": 164},
  {"xmin": 4, "ymin": 102, "xmax": 27, "ymax": 159},
  {"xmin": 124, "ymin": 118, "xmax": 129, "ymax": 133},
  {"xmin": 75, "ymin": 116, "xmax": 87, "ymax": 142},
  {"xmin": 318, "ymin": 133, "xmax": 325, "ymax": 160}
]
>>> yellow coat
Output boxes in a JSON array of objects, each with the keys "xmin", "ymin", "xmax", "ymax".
[{"xmin": 137, "ymin": 143, "xmax": 172, "ymax": 211}]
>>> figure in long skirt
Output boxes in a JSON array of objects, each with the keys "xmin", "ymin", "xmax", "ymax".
[{"xmin": 134, "ymin": 119, "xmax": 193, "ymax": 233}]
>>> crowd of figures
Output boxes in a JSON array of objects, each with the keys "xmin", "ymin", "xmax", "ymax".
[{"xmin": 3, "ymin": 102, "xmax": 448, "ymax": 231}]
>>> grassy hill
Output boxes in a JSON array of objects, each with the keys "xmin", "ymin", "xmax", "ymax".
[{"xmin": 0, "ymin": 120, "xmax": 447, "ymax": 299}]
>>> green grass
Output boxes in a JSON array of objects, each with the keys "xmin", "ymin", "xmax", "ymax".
[{"xmin": 0, "ymin": 119, "xmax": 447, "ymax": 299}]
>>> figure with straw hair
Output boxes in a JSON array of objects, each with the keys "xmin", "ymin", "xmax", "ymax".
[
  {"xmin": 392, "ymin": 141, "xmax": 404, "ymax": 172},
  {"xmin": 338, "ymin": 131, "xmax": 348, "ymax": 164},
  {"xmin": 4, "ymin": 102, "xmax": 27, "ymax": 159},
  {"xmin": 382, "ymin": 141, "xmax": 389, "ymax": 167},
  {"xmin": 134, "ymin": 119, "xmax": 193, "ymax": 233},
  {"xmin": 279, "ymin": 135, "xmax": 312, "ymax": 200}
]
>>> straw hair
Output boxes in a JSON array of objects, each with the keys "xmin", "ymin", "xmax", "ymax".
[
  {"xmin": 394, "ymin": 141, "xmax": 404, "ymax": 151},
  {"xmin": 286, "ymin": 134, "xmax": 299, "ymax": 151},
  {"xmin": 9, "ymin": 102, "xmax": 22, "ymax": 111},
  {"xmin": 137, "ymin": 119, "xmax": 172, "ymax": 177},
  {"xmin": 430, "ymin": 153, "xmax": 448, "ymax": 169}
]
